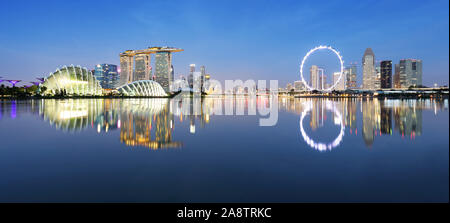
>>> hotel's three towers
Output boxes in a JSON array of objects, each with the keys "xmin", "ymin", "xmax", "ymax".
[{"xmin": 119, "ymin": 47, "xmax": 183, "ymax": 92}]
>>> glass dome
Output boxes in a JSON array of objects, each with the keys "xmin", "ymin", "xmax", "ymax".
[
  {"xmin": 41, "ymin": 65, "xmax": 103, "ymax": 96},
  {"xmin": 117, "ymin": 80, "xmax": 167, "ymax": 97}
]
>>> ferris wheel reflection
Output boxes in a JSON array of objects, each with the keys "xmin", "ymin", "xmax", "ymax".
[{"xmin": 299, "ymin": 100, "xmax": 345, "ymax": 151}]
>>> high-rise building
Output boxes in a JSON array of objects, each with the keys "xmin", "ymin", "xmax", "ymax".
[
  {"xmin": 134, "ymin": 54, "xmax": 151, "ymax": 81},
  {"xmin": 345, "ymin": 65, "xmax": 357, "ymax": 89},
  {"xmin": 318, "ymin": 68, "xmax": 326, "ymax": 90},
  {"xmin": 119, "ymin": 54, "xmax": 134, "ymax": 86},
  {"xmin": 154, "ymin": 52, "xmax": 173, "ymax": 92},
  {"xmin": 380, "ymin": 60, "xmax": 392, "ymax": 88},
  {"xmin": 94, "ymin": 64, "xmax": 119, "ymax": 89},
  {"xmin": 200, "ymin": 65, "xmax": 206, "ymax": 92},
  {"xmin": 188, "ymin": 64, "xmax": 195, "ymax": 88},
  {"xmin": 333, "ymin": 72, "xmax": 345, "ymax": 90},
  {"xmin": 310, "ymin": 65, "xmax": 319, "ymax": 90},
  {"xmin": 399, "ymin": 59, "xmax": 422, "ymax": 88},
  {"xmin": 119, "ymin": 47, "xmax": 183, "ymax": 92},
  {"xmin": 394, "ymin": 64, "xmax": 401, "ymax": 88},
  {"xmin": 362, "ymin": 48, "xmax": 376, "ymax": 90},
  {"xmin": 374, "ymin": 65, "xmax": 381, "ymax": 89}
]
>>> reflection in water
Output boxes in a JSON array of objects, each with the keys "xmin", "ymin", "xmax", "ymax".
[
  {"xmin": 0, "ymin": 97, "xmax": 448, "ymax": 151},
  {"xmin": 299, "ymin": 100, "xmax": 345, "ymax": 151},
  {"xmin": 279, "ymin": 97, "xmax": 447, "ymax": 151}
]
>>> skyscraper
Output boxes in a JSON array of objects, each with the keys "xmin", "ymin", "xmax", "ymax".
[
  {"xmin": 310, "ymin": 65, "xmax": 319, "ymax": 90},
  {"xmin": 119, "ymin": 47, "xmax": 183, "ymax": 92},
  {"xmin": 394, "ymin": 64, "xmax": 401, "ymax": 88},
  {"xmin": 362, "ymin": 48, "xmax": 375, "ymax": 90},
  {"xmin": 119, "ymin": 53, "xmax": 134, "ymax": 86},
  {"xmin": 318, "ymin": 68, "xmax": 326, "ymax": 90},
  {"xmin": 345, "ymin": 65, "xmax": 357, "ymax": 89},
  {"xmin": 188, "ymin": 64, "xmax": 195, "ymax": 88},
  {"xmin": 380, "ymin": 60, "xmax": 392, "ymax": 88},
  {"xmin": 134, "ymin": 54, "xmax": 151, "ymax": 81},
  {"xmin": 333, "ymin": 72, "xmax": 345, "ymax": 90},
  {"xmin": 94, "ymin": 64, "xmax": 119, "ymax": 89},
  {"xmin": 374, "ymin": 65, "xmax": 381, "ymax": 89},
  {"xmin": 200, "ymin": 65, "xmax": 206, "ymax": 92},
  {"xmin": 399, "ymin": 59, "xmax": 423, "ymax": 88},
  {"xmin": 154, "ymin": 52, "xmax": 173, "ymax": 92}
]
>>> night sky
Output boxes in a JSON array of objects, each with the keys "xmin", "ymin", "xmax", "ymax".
[{"xmin": 0, "ymin": 0, "xmax": 448, "ymax": 87}]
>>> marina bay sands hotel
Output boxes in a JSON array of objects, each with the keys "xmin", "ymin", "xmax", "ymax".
[{"xmin": 119, "ymin": 46, "xmax": 183, "ymax": 92}]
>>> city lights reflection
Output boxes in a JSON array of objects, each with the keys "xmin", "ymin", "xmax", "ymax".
[{"xmin": 299, "ymin": 100, "xmax": 345, "ymax": 151}]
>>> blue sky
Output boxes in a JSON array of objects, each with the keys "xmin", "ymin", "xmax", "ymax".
[{"xmin": 0, "ymin": 0, "xmax": 448, "ymax": 87}]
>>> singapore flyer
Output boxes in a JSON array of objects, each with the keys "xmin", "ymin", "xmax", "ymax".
[
  {"xmin": 299, "ymin": 101, "xmax": 345, "ymax": 152},
  {"xmin": 300, "ymin": 45, "xmax": 344, "ymax": 91}
]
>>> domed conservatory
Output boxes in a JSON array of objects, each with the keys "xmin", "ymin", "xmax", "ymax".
[
  {"xmin": 116, "ymin": 80, "xmax": 167, "ymax": 97},
  {"xmin": 41, "ymin": 65, "xmax": 103, "ymax": 96}
]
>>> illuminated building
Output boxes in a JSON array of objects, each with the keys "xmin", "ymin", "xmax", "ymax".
[
  {"xmin": 345, "ymin": 65, "xmax": 357, "ymax": 89},
  {"xmin": 374, "ymin": 65, "xmax": 381, "ymax": 89},
  {"xmin": 333, "ymin": 72, "xmax": 345, "ymax": 90},
  {"xmin": 380, "ymin": 60, "xmax": 392, "ymax": 88},
  {"xmin": 394, "ymin": 64, "xmax": 401, "ymax": 88},
  {"xmin": 134, "ymin": 54, "xmax": 151, "ymax": 81},
  {"xmin": 310, "ymin": 65, "xmax": 319, "ymax": 90},
  {"xmin": 94, "ymin": 64, "xmax": 119, "ymax": 89},
  {"xmin": 399, "ymin": 59, "xmax": 422, "ymax": 88},
  {"xmin": 119, "ymin": 47, "xmax": 183, "ymax": 92},
  {"xmin": 41, "ymin": 65, "xmax": 102, "ymax": 96},
  {"xmin": 318, "ymin": 68, "xmax": 326, "ymax": 90},
  {"xmin": 362, "ymin": 48, "xmax": 376, "ymax": 90},
  {"xmin": 188, "ymin": 64, "xmax": 195, "ymax": 88},
  {"xmin": 117, "ymin": 80, "xmax": 167, "ymax": 97}
]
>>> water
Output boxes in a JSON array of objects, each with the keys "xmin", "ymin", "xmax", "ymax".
[{"xmin": 0, "ymin": 96, "xmax": 448, "ymax": 202}]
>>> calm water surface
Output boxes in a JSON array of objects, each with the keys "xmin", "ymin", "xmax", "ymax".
[{"xmin": 0, "ymin": 97, "xmax": 448, "ymax": 202}]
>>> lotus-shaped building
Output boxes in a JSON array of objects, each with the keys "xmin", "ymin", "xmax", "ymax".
[{"xmin": 41, "ymin": 65, "xmax": 103, "ymax": 96}]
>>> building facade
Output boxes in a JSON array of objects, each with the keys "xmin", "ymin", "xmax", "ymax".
[
  {"xmin": 119, "ymin": 47, "xmax": 183, "ymax": 93},
  {"xmin": 380, "ymin": 60, "xmax": 392, "ymax": 88},
  {"xmin": 134, "ymin": 54, "xmax": 151, "ymax": 81},
  {"xmin": 94, "ymin": 64, "xmax": 119, "ymax": 89},
  {"xmin": 345, "ymin": 65, "xmax": 357, "ymax": 89},
  {"xmin": 399, "ymin": 59, "xmax": 422, "ymax": 88},
  {"xmin": 394, "ymin": 64, "xmax": 401, "ymax": 88},
  {"xmin": 362, "ymin": 48, "xmax": 376, "ymax": 90},
  {"xmin": 310, "ymin": 65, "xmax": 319, "ymax": 90},
  {"xmin": 154, "ymin": 52, "xmax": 173, "ymax": 92},
  {"xmin": 333, "ymin": 72, "xmax": 345, "ymax": 90}
]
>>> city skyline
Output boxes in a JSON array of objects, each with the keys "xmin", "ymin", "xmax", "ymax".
[{"xmin": 0, "ymin": 0, "xmax": 448, "ymax": 87}]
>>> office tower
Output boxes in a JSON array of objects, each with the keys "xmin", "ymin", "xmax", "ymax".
[
  {"xmin": 399, "ymin": 59, "xmax": 423, "ymax": 88},
  {"xmin": 154, "ymin": 52, "xmax": 172, "ymax": 92},
  {"xmin": 380, "ymin": 60, "xmax": 392, "ymax": 88},
  {"xmin": 333, "ymin": 72, "xmax": 345, "ymax": 90},
  {"xmin": 94, "ymin": 64, "xmax": 119, "ymax": 89},
  {"xmin": 134, "ymin": 54, "xmax": 151, "ymax": 81},
  {"xmin": 200, "ymin": 65, "xmax": 206, "ymax": 92},
  {"xmin": 374, "ymin": 65, "xmax": 381, "ymax": 89},
  {"xmin": 188, "ymin": 64, "xmax": 195, "ymax": 88},
  {"xmin": 318, "ymin": 68, "xmax": 326, "ymax": 90},
  {"xmin": 294, "ymin": 80, "xmax": 305, "ymax": 91},
  {"xmin": 394, "ymin": 64, "xmax": 401, "ymax": 88},
  {"xmin": 345, "ymin": 65, "xmax": 357, "ymax": 89},
  {"xmin": 362, "ymin": 48, "xmax": 376, "ymax": 90},
  {"xmin": 119, "ymin": 53, "xmax": 134, "ymax": 86},
  {"xmin": 310, "ymin": 65, "xmax": 319, "ymax": 89}
]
